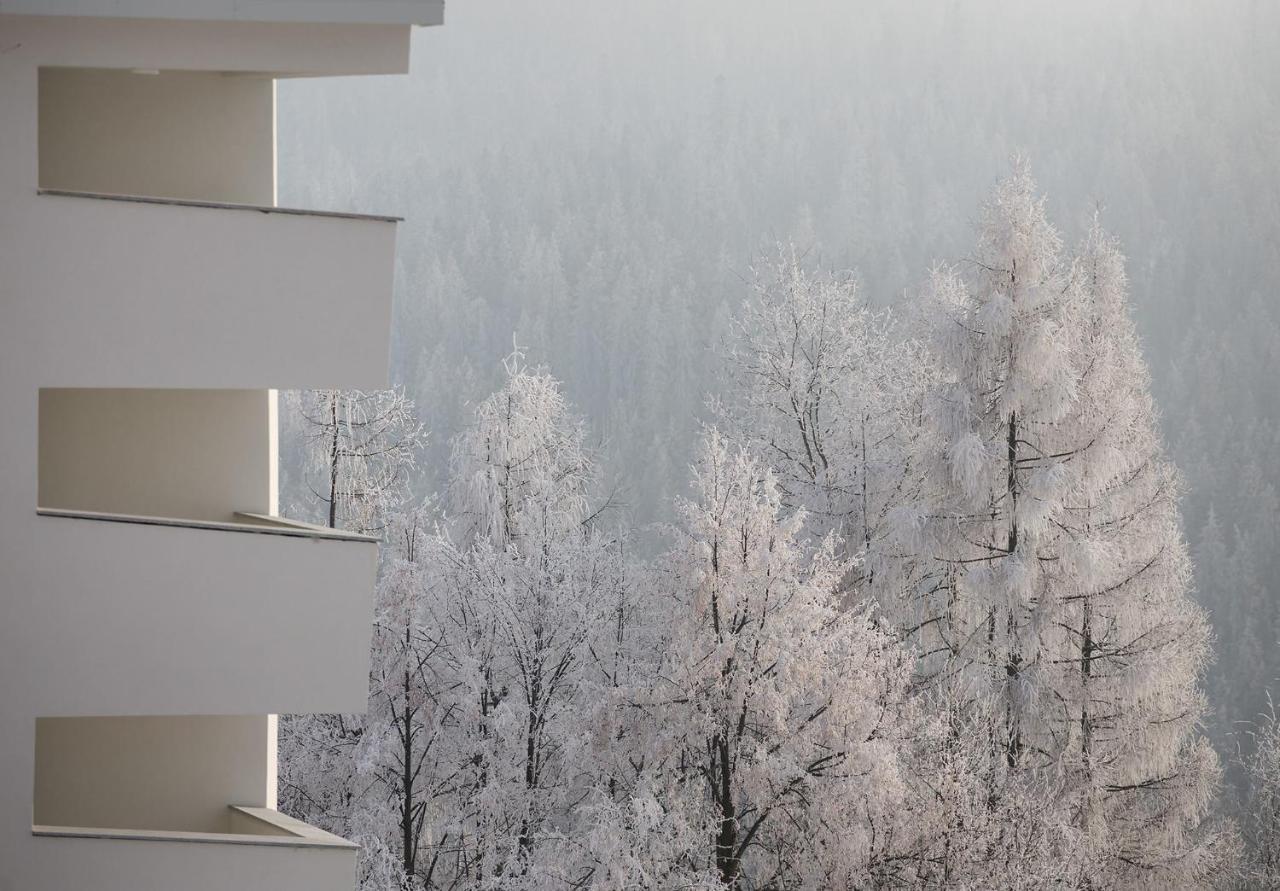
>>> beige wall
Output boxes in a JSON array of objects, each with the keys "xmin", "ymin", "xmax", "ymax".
[
  {"xmin": 39, "ymin": 388, "xmax": 275, "ymax": 523},
  {"xmin": 39, "ymin": 67, "xmax": 275, "ymax": 204},
  {"xmin": 33, "ymin": 715, "xmax": 275, "ymax": 833}
]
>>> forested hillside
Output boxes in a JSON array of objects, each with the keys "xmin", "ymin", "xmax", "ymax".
[{"xmin": 277, "ymin": 0, "xmax": 1280, "ymax": 807}]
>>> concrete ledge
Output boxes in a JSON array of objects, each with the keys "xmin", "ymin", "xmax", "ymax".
[
  {"xmin": 36, "ymin": 507, "xmax": 378, "ymax": 543},
  {"xmin": 0, "ymin": 1, "xmax": 444, "ymax": 27},
  {"xmin": 33, "ymin": 807, "xmax": 356, "ymax": 849},
  {"xmin": 28, "ymin": 809, "xmax": 359, "ymax": 891},
  {"xmin": 38, "ymin": 188, "xmax": 402, "ymax": 223}
]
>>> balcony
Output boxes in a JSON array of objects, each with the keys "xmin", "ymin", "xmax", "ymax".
[
  {"xmin": 25, "ymin": 189, "xmax": 398, "ymax": 390},
  {"xmin": 27, "ymin": 508, "xmax": 377, "ymax": 717},
  {"xmin": 31, "ymin": 713, "xmax": 355, "ymax": 891},
  {"xmin": 30, "ymin": 808, "xmax": 356, "ymax": 891}
]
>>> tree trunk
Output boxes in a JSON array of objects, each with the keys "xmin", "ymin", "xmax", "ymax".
[
  {"xmin": 1005, "ymin": 411, "xmax": 1022, "ymax": 769},
  {"xmin": 328, "ymin": 393, "xmax": 340, "ymax": 529},
  {"xmin": 402, "ymin": 624, "xmax": 417, "ymax": 877},
  {"xmin": 1080, "ymin": 597, "xmax": 1093, "ymax": 765},
  {"xmin": 713, "ymin": 734, "xmax": 739, "ymax": 887}
]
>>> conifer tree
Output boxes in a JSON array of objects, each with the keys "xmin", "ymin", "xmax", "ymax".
[
  {"xmin": 1055, "ymin": 219, "xmax": 1227, "ymax": 885},
  {"xmin": 916, "ymin": 165, "xmax": 1229, "ymax": 886}
]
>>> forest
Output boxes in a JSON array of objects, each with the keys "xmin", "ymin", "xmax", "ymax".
[{"xmin": 272, "ymin": 1, "xmax": 1280, "ymax": 887}]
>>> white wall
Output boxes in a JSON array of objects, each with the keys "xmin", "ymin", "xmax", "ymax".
[
  {"xmin": 39, "ymin": 388, "xmax": 275, "ymax": 523},
  {"xmin": 0, "ymin": 14, "xmax": 410, "ymax": 890},
  {"xmin": 20, "ymin": 514, "xmax": 378, "ymax": 718},
  {"xmin": 34, "ymin": 715, "xmax": 275, "ymax": 833},
  {"xmin": 39, "ymin": 67, "xmax": 275, "ymax": 204},
  {"xmin": 26, "ymin": 190, "xmax": 397, "ymax": 391},
  {"xmin": 30, "ymin": 832, "xmax": 357, "ymax": 891}
]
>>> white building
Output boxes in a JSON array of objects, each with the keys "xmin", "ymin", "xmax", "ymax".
[{"xmin": 0, "ymin": 3, "xmax": 440, "ymax": 888}]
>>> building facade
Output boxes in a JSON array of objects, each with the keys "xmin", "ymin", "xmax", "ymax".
[{"xmin": 0, "ymin": 3, "xmax": 440, "ymax": 888}]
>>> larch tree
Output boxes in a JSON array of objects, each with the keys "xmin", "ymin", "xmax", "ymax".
[
  {"xmin": 914, "ymin": 160, "xmax": 1081, "ymax": 735},
  {"xmin": 914, "ymin": 163, "xmax": 1229, "ymax": 886},
  {"xmin": 1050, "ymin": 218, "xmax": 1229, "ymax": 886}
]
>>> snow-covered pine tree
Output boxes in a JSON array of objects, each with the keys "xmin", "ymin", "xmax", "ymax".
[
  {"xmin": 1056, "ymin": 218, "xmax": 1229, "ymax": 885},
  {"xmin": 916, "ymin": 163, "xmax": 1229, "ymax": 886}
]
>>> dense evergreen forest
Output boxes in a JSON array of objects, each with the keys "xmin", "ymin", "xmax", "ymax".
[{"xmin": 277, "ymin": 0, "xmax": 1280, "ymax": 817}]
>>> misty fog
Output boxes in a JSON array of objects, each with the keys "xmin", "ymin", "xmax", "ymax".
[{"xmin": 276, "ymin": 0, "xmax": 1279, "ymax": 813}]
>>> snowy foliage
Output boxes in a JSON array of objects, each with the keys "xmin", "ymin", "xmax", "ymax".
[
  {"xmin": 449, "ymin": 351, "xmax": 596, "ymax": 549},
  {"xmin": 1238, "ymin": 699, "xmax": 1280, "ymax": 888},
  {"xmin": 293, "ymin": 388, "xmax": 427, "ymax": 533},
  {"xmin": 606, "ymin": 432, "xmax": 923, "ymax": 887},
  {"xmin": 280, "ymin": 165, "xmax": 1245, "ymax": 890},
  {"xmin": 912, "ymin": 165, "xmax": 1230, "ymax": 887},
  {"xmin": 718, "ymin": 247, "xmax": 936, "ymax": 622}
]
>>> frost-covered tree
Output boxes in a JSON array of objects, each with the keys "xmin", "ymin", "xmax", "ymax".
[
  {"xmin": 277, "ymin": 697, "xmax": 367, "ymax": 847},
  {"xmin": 915, "ymin": 164, "xmax": 1229, "ymax": 886},
  {"xmin": 418, "ymin": 527, "xmax": 630, "ymax": 889},
  {"xmin": 284, "ymin": 363, "xmax": 632, "ymax": 891},
  {"xmin": 399, "ymin": 358, "xmax": 630, "ymax": 890},
  {"xmin": 449, "ymin": 350, "xmax": 596, "ymax": 548},
  {"xmin": 283, "ymin": 508, "xmax": 459, "ymax": 891},
  {"xmin": 592, "ymin": 432, "xmax": 929, "ymax": 889},
  {"xmin": 1238, "ymin": 697, "xmax": 1280, "ymax": 888},
  {"xmin": 280, "ymin": 389, "xmax": 429, "ymax": 887},
  {"xmin": 295, "ymin": 387, "xmax": 426, "ymax": 533},
  {"xmin": 1052, "ymin": 218, "xmax": 1230, "ymax": 885},
  {"xmin": 719, "ymin": 246, "xmax": 935, "ymax": 620},
  {"xmin": 361, "ymin": 507, "xmax": 458, "ymax": 887},
  {"xmin": 915, "ymin": 160, "xmax": 1082, "ymax": 720},
  {"xmin": 716, "ymin": 238, "xmax": 1095, "ymax": 889}
]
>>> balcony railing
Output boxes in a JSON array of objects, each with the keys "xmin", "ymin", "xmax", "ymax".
[{"xmin": 28, "ymin": 189, "xmax": 399, "ymax": 390}]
